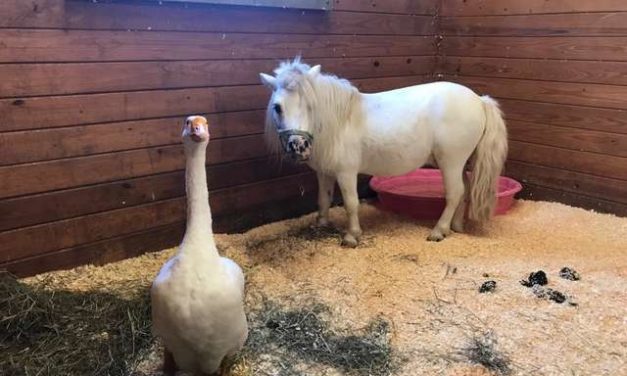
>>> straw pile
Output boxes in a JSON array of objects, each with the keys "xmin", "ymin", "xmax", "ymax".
[{"xmin": 1, "ymin": 199, "xmax": 625, "ymax": 376}]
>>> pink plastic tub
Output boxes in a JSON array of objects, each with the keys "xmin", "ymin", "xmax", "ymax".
[{"xmin": 369, "ymin": 168, "xmax": 522, "ymax": 220}]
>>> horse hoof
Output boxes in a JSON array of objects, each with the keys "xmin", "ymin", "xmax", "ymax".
[
  {"xmin": 451, "ymin": 221, "xmax": 464, "ymax": 233},
  {"xmin": 427, "ymin": 233, "xmax": 445, "ymax": 242},
  {"xmin": 341, "ymin": 234, "xmax": 359, "ymax": 248},
  {"xmin": 315, "ymin": 216, "xmax": 331, "ymax": 228}
]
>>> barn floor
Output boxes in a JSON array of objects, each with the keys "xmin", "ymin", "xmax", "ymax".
[{"xmin": 9, "ymin": 200, "xmax": 627, "ymax": 376}]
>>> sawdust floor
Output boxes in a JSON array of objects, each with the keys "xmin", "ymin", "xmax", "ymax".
[{"xmin": 27, "ymin": 200, "xmax": 626, "ymax": 376}]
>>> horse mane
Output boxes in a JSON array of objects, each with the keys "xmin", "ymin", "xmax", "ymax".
[{"xmin": 266, "ymin": 58, "xmax": 361, "ymax": 170}]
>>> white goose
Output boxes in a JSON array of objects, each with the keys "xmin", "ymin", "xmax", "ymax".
[{"xmin": 150, "ymin": 115, "xmax": 248, "ymax": 375}]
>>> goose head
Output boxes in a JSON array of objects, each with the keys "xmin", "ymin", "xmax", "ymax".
[{"xmin": 182, "ymin": 115, "xmax": 210, "ymax": 145}]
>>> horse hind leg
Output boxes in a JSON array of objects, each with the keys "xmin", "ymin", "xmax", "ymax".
[
  {"xmin": 451, "ymin": 166, "xmax": 471, "ymax": 233},
  {"xmin": 428, "ymin": 160, "xmax": 466, "ymax": 242}
]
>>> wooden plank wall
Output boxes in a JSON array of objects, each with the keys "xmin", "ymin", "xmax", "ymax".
[
  {"xmin": 0, "ymin": 0, "xmax": 439, "ymax": 276},
  {"xmin": 440, "ymin": 0, "xmax": 627, "ymax": 216}
]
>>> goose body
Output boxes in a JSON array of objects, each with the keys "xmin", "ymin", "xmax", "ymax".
[{"xmin": 151, "ymin": 116, "xmax": 248, "ymax": 375}]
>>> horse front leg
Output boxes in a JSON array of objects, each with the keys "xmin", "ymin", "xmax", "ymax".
[
  {"xmin": 336, "ymin": 172, "xmax": 362, "ymax": 247},
  {"xmin": 316, "ymin": 171, "xmax": 336, "ymax": 227}
]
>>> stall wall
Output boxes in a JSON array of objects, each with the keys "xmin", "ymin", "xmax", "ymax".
[
  {"xmin": 440, "ymin": 0, "xmax": 627, "ymax": 216},
  {"xmin": 0, "ymin": 0, "xmax": 438, "ymax": 276}
]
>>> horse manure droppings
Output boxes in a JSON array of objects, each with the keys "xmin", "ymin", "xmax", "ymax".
[
  {"xmin": 531, "ymin": 285, "xmax": 574, "ymax": 305},
  {"xmin": 520, "ymin": 270, "xmax": 548, "ymax": 287},
  {"xmin": 479, "ymin": 280, "xmax": 497, "ymax": 293},
  {"xmin": 559, "ymin": 267, "xmax": 580, "ymax": 281},
  {"xmin": 547, "ymin": 290, "xmax": 567, "ymax": 304}
]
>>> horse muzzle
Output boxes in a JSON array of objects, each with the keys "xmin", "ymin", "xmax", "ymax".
[{"xmin": 278, "ymin": 130, "xmax": 314, "ymax": 162}]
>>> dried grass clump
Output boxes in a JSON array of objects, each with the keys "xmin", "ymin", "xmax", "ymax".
[
  {"xmin": 242, "ymin": 298, "xmax": 398, "ymax": 376},
  {"xmin": 0, "ymin": 271, "xmax": 153, "ymax": 376},
  {"xmin": 462, "ymin": 331, "xmax": 510, "ymax": 375}
]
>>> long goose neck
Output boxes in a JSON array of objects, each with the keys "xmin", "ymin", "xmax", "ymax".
[{"xmin": 181, "ymin": 143, "xmax": 218, "ymax": 257}]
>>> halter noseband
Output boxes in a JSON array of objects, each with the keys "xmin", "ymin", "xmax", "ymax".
[{"xmin": 277, "ymin": 129, "xmax": 314, "ymax": 153}]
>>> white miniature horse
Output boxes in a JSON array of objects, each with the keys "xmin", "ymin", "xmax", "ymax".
[{"xmin": 260, "ymin": 59, "xmax": 508, "ymax": 246}]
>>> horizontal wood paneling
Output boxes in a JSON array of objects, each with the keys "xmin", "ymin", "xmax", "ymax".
[
  {"xmin": 442, "ymin": 36, "xmax": 627, "ymax": 61},
  {"xmin": 1, "ymin": 191, "xmax": 324, "ymax": 278},
  {"xmin": 0, "ymin": 158, "xmax": 306, "ymax": 232},
  {"xmin": 498, "ymin": 99, "xmax": 627, "ymax": 135},
  {"xmin": 3, "ymin": 159, "xmax": 305, "ymax": 232},
  {"xmin": 442, "ymin": 56, "xmax": 627, "ymax": 85},
  {"xmin": 516, "ymin": 184, "xmax": 627, "ymax": 217},
  {"xmin": 0, "ymin": 29, "xmax": 435, "ymax": 63},
  {"xmin": 0, "ymin": 0, "xmax": 64, "ymax": 28},
  {"xmin": 440, "ymin": 1, "xmax": 627, "ymax": 214},
  {"xmin": 508, "ymin": 141, "xmax": 627, "ymax": 181},
  {"xmin": 0, "ymin": 135, "xmax": 271, "ymax": 199},
  {"xmin": 454, "ymin": 76, "xmax": 627, "ymax": 109},
  {"xmin": 0, "ymin": 75, "xmax": 430, "ymax": 131},
  {"xmin": 441, "ymin": 12, "xmax": 627, "ymax": 36},
  {"xmin": 1, "ymin": 0, "xmax": 437, "ymax": 275},
  {"xmin": 507, "ymin": 120, "xmax": 627, "ymax": 158},
  {"xmin": 442, "ymin": 0, "xmax": 627, "ymax": 16},
  {"xmin": 0, "ymin": 56, "xmax": 434, "ymax": 98},
  {"xmin": 506, "ymin": 161, "xmax": 627, "ymax": 205},
  {"xmin": 2, "ymin": 0, "xmax": 436, "ymax": 35},
  {"xmin": 0, "ymin": 172, "xmax": 318, "ymax": 264},
  {"xmin": 335, "ymin": 0, "xmax": 438, "ymax": 14},
  {"xmin": 0, "ymin": 29, "xmax": 435, "ymax": 62},
  {"xmin": 0, "ymin": 110, "xmax": 265, "ymax": 165}
]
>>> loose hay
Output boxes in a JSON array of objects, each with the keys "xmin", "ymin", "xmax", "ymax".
[
  {"xmin": 462, "ymin": 331, "xmax": 510, "ymax": 375},
  {"xmin": 0, "ymin": 272, "xmax": 152, "ymax": 376},
  {"xmin": 243, "ymin": 297, "xmax": 397, "ymax": 376},
  {"xmin": 1, "ymin": 200, "xmax": 626, "ymax": 376}
]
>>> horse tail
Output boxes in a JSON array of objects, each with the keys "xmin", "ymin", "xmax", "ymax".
[{"xmin": 468, "ymin": 95, "xmax": 509, "ymax": 223}]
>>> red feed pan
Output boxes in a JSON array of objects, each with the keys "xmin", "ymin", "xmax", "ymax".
[{"xmin": 369, "ymin": 168, "xmax": 522, "ymax": 220}]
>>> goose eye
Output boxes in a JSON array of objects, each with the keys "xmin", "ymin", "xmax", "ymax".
[{"xmin": 273, "ymin": 103, "xmax": 282, "ymax": 115}]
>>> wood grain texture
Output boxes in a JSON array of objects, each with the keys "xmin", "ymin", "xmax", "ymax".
[
  {"xmin": 454, "ymin": 76, "xmax": 627, "ymax": 110},
  {"xmin": 506, "ymin": 160, "xmax": 627, "ymax": 205},
  {"xmin": 507, "ymin": 120, "xmax": 627, "ymax": 158},
  {"xmin": 0, "ymin": 135, "xmax": 269, "ymax": 199},
  {"xmin": 0, "ymin": 0, "xmax": 438, "ymax": 275},
  {"xmin": 0, "ymin": 172, "xmax": 317, "ymax": 264},
  {"xmin": 442, "ymin": 56, "xmax": 627, "ymax": 85},
  {"xmin": 442, "ymin": 0, "xmax": 627, "ymax": 16},
  {"xmin": 441, "ymin": 0, "xmax": 627, "ymax": 218},
  {"xmin": 517, "ymin": 183, "xmax": 627, "ymax": 217},
  {"xmin": 0, "ymin": 75, "xmax": 431, "ymax": 131},
  {"xmin": 441, "ymin": 12, "xmax": 627, "ymax": 36},
  {"xmin": 0, "ymin": 56, "xmax": 434, "ymax": 98},
  {"xmin": 0, "ymin": 29, "xmax": 435, "ymax": 63},
  {"xmin": 1, "ymin": 190, "xmax": 328, "ymax": 278},
  {"xmin": 63, "ymin": 1, "xmax": 434, "ymax": 35},
  {"xmin": 508, "ymin": 141, "xmax": 627, "ymax": 181},
  {"xmin": 0, "ymin": 0, "xmax": 63, "ymax": 28},
  {"xmin": 498, "ymin": 99, "xmax": 627, "ymax": 135},
  {"xmin": 1, "ymin": 223, "xmax": 187, "ymax": 278},
  {"xmin": 2, "ymin": 0, "xmax": 435, "ymax": 35},
  {"xmin": 335, "ymin": 0, "xmax": 438, "ymax": 14},
  {"xmin": 442, "ymin": 36, "xmax": 627, "ymax": 61},
  {"xmin": 0, "ymin": 110, "xmax": 265, "ymax": 165},
  {"xmin": 0, "ymin": 158, "xmax": 306, "ymax": 232}
]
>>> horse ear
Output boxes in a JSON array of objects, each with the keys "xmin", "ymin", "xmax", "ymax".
[
  {"xmin": 308, "ymin": 65, "xmax": 321, "ymax": 77},
  {"xmin": 259, "ymin": 73, "xmax": 277, "ymax": 90}
]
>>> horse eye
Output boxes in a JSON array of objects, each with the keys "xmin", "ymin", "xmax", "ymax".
[{"xmin": 273, "ymin": 103, "xmax": 282, "ymax": 115}]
